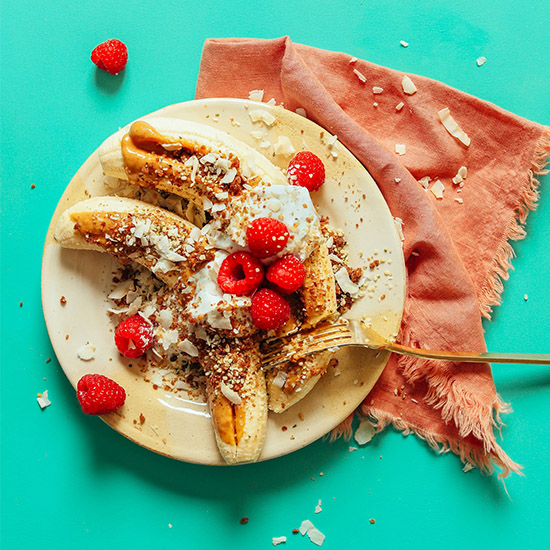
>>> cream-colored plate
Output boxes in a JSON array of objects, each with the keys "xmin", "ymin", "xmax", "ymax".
[{"xmin": 41, "ymin": 99, "xmax": 406, "ymax": 465}]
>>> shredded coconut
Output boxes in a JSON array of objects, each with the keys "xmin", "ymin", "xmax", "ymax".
[
  {"xmin": 272, "ymin": 536, "xmax": 287, "ymax": 546},
  {"xmin": 372, "ymin": 86, "xmax": 384, "ymax": 94},
  {"xmin": 395, "ymin": 102, "xmax": 405, "ymax": 111},
  {"xmin": 400, "ymin": 40, "xmax": 409, "ymax": 47},
  {"xmin": 476, "ymin": 56, "xmax": 487, "ymax": 67}
]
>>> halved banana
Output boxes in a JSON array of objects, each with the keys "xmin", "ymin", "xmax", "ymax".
[
  {"xmin": 99, "ymin": 118, "xmax": 288, "ymax": 203},
  {"xmin": 301, "ymin": 242, "xmax": 338, "ymax": 328},
  {"xmin": 266, "ymin": 351, "xmax": 333, "ymax": 413},
  {"xmin": 200, "ymin": 339, "xmax": 267, "ymax": 464},
  {"xmin": 54, "ymin": 196, "xmax": 212, "ymax": 288}
]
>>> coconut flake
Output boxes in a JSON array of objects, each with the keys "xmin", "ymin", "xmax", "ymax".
[
  {"xmin": 250, "ymin": 130, "xmax": 265, "ymax": 140},
  {"xmin": 161, "ymin": 329, "xmax": 179, "ymax": 351},
  {"xmin": 476, "ymin": 56, "xmax": 487, "ymax": 67},
  {"xmin": 295, "ymin": 107, "xmax": 307, "ymax": 117},
  {"xmin": 249, "ymin": 109, "xmax": 276, "ymax": 126},
  {"xmin": 438, "ymin": 107, "xmax": 471, "ymax": 146},
  {"xmin": 400, "ymin": 40, "xmax": 409, "ymax": 47},
  {"xmin": 161, "ymin": 143, "xmax": 182, "ymax": 152},
  {"xmin": 372, "ymin": 86, "xmax": 384, "ymax": 94},
  {"xmin": 315, "ymin": 500, "xmax": 322, "ymax": 514},
  {"xmin": 299, "ymin": 520, "xmax": 315, "ymax": 535},
  {"xmin": 349, "ymin": 56, "xmax": 358, "ymax": 64},
  {"xmin": 153, "ymin": 259, "xmax": 175, "ymax": 274},
  {"xmin": 220, "ymin": 381, "xmax": 242, "ymax": 405},
  {"xmin": 354, "ymin": 420, "xmax": 375, "ymax": 445},
  {"xmin": 159, "ymin": 309, "xmax": 173, "ymax": 329},
  {"xmin": 454, "ymin": 197, "xmax": 464, "ymax": 204},
  {"xmin": 402, "ymin": 75, "xmax": 417, "ymax": 95},
  {"xmin": 184, "ymin": 155, "xmax": 199, "ymax": 184},
  {"xmin": 248, "ymin": 89, "xmax": 264, "ymax": 102},
  {"xmin": 353, "ymin": 68, "xmax": 367, "ymax": 83},
  {"xmin": 272, "ymin": 371, "xmax": 288, "ymax": 388},
  {"xmin": 395, "ymin": 102, "xmax": 405, "ymax": 111},
  {"xmin": 395, "ymin": 144, "xmax": 406, "ymax": 155},
  {"xmin": 430, "ymin": 179, "xmax": 445, "ymax": 199},
  {"xmin": 394, "ymin": 217, "xmax": 405, "ymax": 241},
  {"xmin": 308, "ymin": 528, "xmax": 325, "ymax": 546},
  {"xmin": 335, "ymin": 267, "xmax": 359, "ymax": 296},
  {"xmin": 77, "ymin": 342, "xmax": 95, "ymax": 361},
  {"xmin": 177, "ymin": 339, "xmax": 199, "ymax": 357},
  {"xmin": 221, "ymin": 167, "xmax": 237, "ymax": 185},
  {"xmin": 274, "ymin": 136, "xmax": 296, "ymax": 157},
  {"xmin": 418, "ymin": 176, "xmax": 431, "ymax": 189},
  {"xmin": 37, "ymin": 390, "xmax": 51, "ymax": 409},
  {"xmin": 272, "ymin": 536, "xmax": 287, "ymax": 546},
  {"xmin": 108, "ymin": 279, "xmax": 135, "ymax": 300}
]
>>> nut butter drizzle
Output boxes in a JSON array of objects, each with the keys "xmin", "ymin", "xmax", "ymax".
[{"xmin": 120, "ymin": 121, "xmax": 245, "ymax": 202}]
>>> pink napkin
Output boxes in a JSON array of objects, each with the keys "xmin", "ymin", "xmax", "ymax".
[{"xmin": 196, "ymin": 37, "xmax": 550, "ymax": 475}]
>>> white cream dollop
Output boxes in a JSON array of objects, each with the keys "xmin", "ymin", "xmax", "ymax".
[{"xmin": 221, "ymin": 184, "xmax": 322, "ymax": 261}]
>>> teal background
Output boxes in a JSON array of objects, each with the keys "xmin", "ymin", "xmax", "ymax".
[{"xmin": 1, "ymin": 1, "xmax": 549, "ymax": 548}]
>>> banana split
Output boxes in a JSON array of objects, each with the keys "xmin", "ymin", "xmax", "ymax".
[{"xmin": 55, "ymin": 117, "xmax": 364, "ymax": 464}]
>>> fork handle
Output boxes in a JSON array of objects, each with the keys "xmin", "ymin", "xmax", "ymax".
[{"xmin": 386, "ymin": 343, "xmax": 550, "ymax": 365}]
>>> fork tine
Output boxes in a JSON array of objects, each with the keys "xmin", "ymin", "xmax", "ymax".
[{"xmin": 261, "ymin": 318, "xmax": 355, "ymax": 368}]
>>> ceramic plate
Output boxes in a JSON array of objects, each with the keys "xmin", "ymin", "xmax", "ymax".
[{"xmin": 41, "ymin": 99, "xmax": 406, "ymax": 465}]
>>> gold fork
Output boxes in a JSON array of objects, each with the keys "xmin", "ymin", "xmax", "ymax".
[{"xmin": 261, "ymin": 318, "xmax": 550, "ymax": 369}]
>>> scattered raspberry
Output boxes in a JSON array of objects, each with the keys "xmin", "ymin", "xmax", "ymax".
[
  {"xmin": 217, "ymin": 252, "xmax": 264, "ymax": 295},
  {"xmin": 246, "ymin": 218, "xmax": 290, "ymax": 259},
  {"xmin": 250, "ymin": 288, "xmax": 290, "ymax": 330},
  {"xmin": 91, "ymin": 39, "xmax": 128, "ymax": 75},
  {"xmin": 287, "ymin": 151, "xmax": 325, "ymax": 192},
  {"xmin": 77, "ymin": 374, "xmax": 126, "ymax": 415},
  {"xmin": 266, "ymin": 255, "xmax": 306, "ymax": 294},
  {"xmin": 114, "ymin": 315, "xmax": 154, "ymax": 358},
  {"xmin": 240, "ymin": 517, "xmax": 249, "ymax": 525}
]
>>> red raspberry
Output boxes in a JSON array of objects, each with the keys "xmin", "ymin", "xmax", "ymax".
[
  {"xmin": 266, "ymin": 254, "xmax": 306, "ymax": 294},
  {"xmin": 250, "ymin": 288, "xmax": 290, "ymax": 331},
  {"xmin": 114, "ymin": 314, "xmax": 154, "ymax": 358},
  {"xmin": 246, "ymin": 218, "xmax": 290, "ymax": 259},
  {"xmin": 77, "ymin": 374, "xmax": 126, "ymax": 415},
  {"xmin": 287, "ymin": 151, "xmax": 326, "ymax": 192},
  {"xmin": 91, "ymin": 39, "xmax": 128, "ymax": 75},
  {"xmin": 217, "ymin": 252, "xmax": 264, "ymax": 295}
]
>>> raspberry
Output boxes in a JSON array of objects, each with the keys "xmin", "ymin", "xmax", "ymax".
[
  {"xmin": 217, "ymin": 252, "xmax": 264, "ymax": 295},
  {"xmin": 287, "ymin": 151, "xmax": 326, "ymax": 192},
  {"xmin": 114, "ymin": 315, "xmax": 154, "ymax": 358},
  {"xmin": 91, "ymin": 39, "xmax": 128, "ymax": 75},
  {"xmin": 266, "ymin": 254, "xmax": 306, "ymax": 294},
  {"xmin": 246, "ymin": 218, "xmax": 290, "ymax": 259},
  {"xmin": 77, "ymin": 374, "xmax": 126, "ymax": 415},
  {"xmin": 250, "ymin": 288, "xmax": 290, "ymax": 331}
]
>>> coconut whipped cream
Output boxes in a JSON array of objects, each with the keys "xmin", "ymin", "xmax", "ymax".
[
  {"xmin": 185, "ymin": 251, "xmax": 255, "ymax": 335},
  {"xmin": 211, "ymin": 184, "xmax": 322, "ymax": 261}
]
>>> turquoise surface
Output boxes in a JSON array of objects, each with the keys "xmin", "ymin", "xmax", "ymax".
[{"xmin": 1, "ymin": 1, "xmax": 549, "ymax": 548}]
